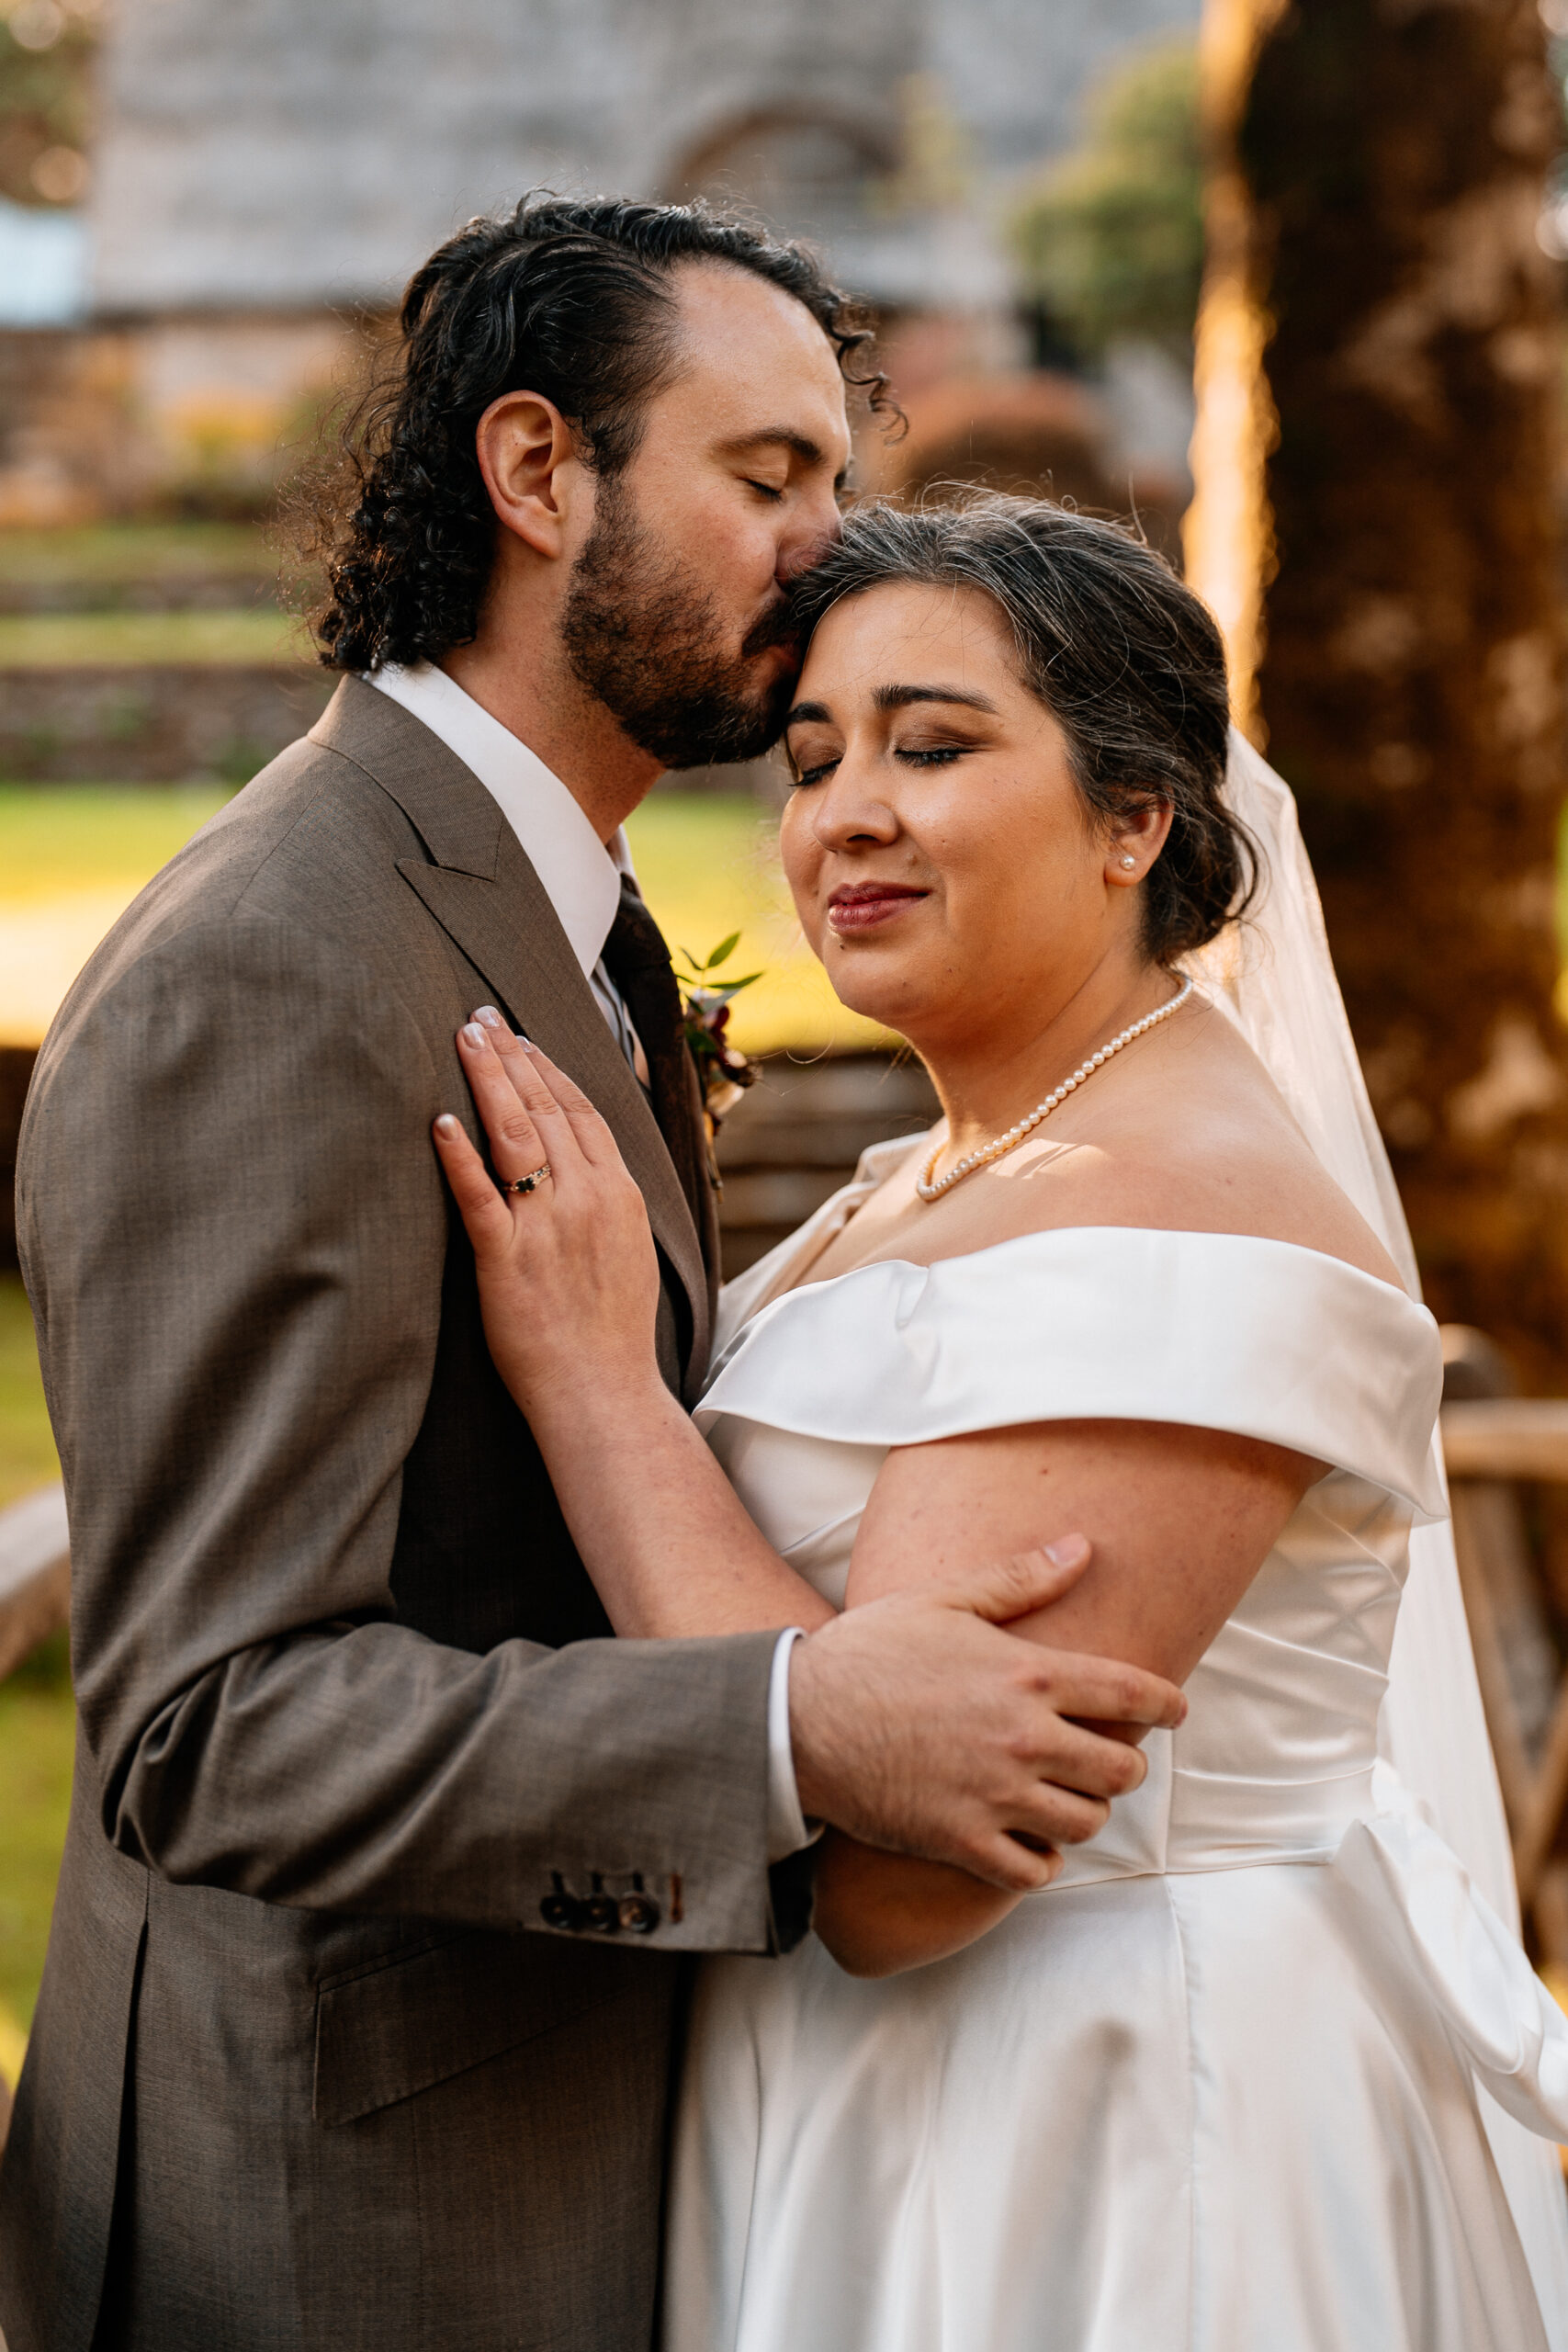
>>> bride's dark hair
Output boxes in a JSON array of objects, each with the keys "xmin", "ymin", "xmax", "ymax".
[{"xmin": 786, "ymin": 496, "xmax": 1255, "ymax": 964}]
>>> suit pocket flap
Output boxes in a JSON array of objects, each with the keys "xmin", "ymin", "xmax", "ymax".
[{"xmin": 313, "ymin": 1927, "xmax": 639, "ymax": 2126}]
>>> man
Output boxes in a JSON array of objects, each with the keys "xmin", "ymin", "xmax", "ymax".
[{"xmin": 0, "ymin": 198, "xmax": 1181, "ymax": 2352}]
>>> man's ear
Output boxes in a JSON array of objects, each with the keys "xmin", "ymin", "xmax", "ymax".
[{"xmin": 474, "ymin": 390, "xmax": 585, "ymax": 560}]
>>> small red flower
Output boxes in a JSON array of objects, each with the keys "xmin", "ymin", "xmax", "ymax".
[{"xmin": 676, "ymin": 934, "xmax": 763, "ymax": 1144}]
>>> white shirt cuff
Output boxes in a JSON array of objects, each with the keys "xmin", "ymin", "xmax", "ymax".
[{"xmin": 765, "ymin": 1627, "xmax": 812, "ymax": 1861}]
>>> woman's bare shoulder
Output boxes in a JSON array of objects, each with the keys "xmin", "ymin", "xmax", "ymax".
[
  {"xmin": 801, "ymin": 1003, "xmax": 1404, "ymax": 1293},
  {"xmin": 988, "ymin": 1014, "xmax": 1404, "ymax": 1289}
]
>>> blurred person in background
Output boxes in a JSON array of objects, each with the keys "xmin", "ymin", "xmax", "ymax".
[{"xmin": 0, "ymin": 198, "xmax": 1186, "ymax": 2352}]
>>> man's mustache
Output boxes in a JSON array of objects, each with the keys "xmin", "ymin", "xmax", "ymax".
[{"xmin": 742, "ymin": 594, "xmax": 807, "ymax": 662}]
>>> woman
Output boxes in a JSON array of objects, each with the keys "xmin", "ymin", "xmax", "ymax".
[{"xmin": 434, "ymin": 500, "xmax": 1568, "ymax": 2348}]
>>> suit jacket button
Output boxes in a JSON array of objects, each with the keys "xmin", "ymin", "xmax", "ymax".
[
  {"xmin": 540, "ymin": 1893, "xmax": 583, "ymax": 1931},
  {"xmin": 584, "ymin": 1894, "xmax": 620, "ymax": 1933},
  {"xmin": 618, "ymin": 1893, "xmax": 660, "ymax": 1934}
]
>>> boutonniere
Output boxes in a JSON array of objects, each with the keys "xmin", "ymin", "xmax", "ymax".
[{"xmin": 676, "ymin": 933, "xmax": 763, "ymax": 1147}]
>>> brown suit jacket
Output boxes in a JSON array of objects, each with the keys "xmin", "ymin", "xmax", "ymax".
[{"xmin": 0, "ymin": 679, "xmax": 808, "ymax": 2352}]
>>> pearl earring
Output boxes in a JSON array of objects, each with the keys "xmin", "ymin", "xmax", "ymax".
[{"xmin": 1119, "ymin": 854, "xmax": 1137, "ymax": 870}]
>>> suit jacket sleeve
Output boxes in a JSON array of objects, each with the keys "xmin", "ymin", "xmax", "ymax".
[{"xmin": 17, "ymin": 906, "xmax": 805, "ymax": 1954}]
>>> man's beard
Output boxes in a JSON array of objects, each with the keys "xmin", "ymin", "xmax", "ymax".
[{"xmin": 560, "ymin": 475, "xmax": 803, "ymax": 769}]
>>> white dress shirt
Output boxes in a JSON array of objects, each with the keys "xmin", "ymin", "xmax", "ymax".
[{"xmin": 367, "ymin": 661, "xmax": 809, "ymax": 1861}]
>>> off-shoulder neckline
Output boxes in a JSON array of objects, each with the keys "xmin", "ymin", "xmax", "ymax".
[
  {"xmin": 771, "ymin": 1223, "xmax": 1416, "ymax": 1312},
  {"xmin": 705, "ymin": 1224, "xmax": 1444, "ymax": 1519}
]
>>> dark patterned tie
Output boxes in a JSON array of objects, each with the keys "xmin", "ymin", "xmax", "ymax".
[{"xmin": 601, "ymin": 882, "xmax": 721, "ymax": 1302}]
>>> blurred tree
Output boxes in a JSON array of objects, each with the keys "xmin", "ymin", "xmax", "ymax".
[
  {"xmin": 0, "ymin": 0, "xmax": 99, "ymax": 209},
  {"xmin": 1540, "ymin": 9, "xmax": 1568, "ymax": 256},
  {"xmin": 1190, "ymin": 0, "xmax": 1568, "ymax": 1387},
  {"xmin": 1010, "ymin": 40, "xmax": 1203, "ymax": 366}
]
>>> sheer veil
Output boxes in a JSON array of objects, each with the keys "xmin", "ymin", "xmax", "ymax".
[{"xmin": 1189, "ymin": 729, "xmax": 1568, "ymax": 2334}]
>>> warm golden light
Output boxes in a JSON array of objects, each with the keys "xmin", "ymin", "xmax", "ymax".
[{"xmin": 1181, "ymin": 0, "xmax": 1288, "ymax": 745}]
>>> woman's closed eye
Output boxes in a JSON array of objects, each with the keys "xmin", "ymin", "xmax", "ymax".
[
  {"xmin": 787, "ymin": 735, "xmax": 841, "ymax": 787},
  {"xmin": 788, "ymin": 735, "xmax": 979, "ymax": 787},
  {"xmin": 896, "ymin": 743, "xmax": 971, "ymax": 770}
]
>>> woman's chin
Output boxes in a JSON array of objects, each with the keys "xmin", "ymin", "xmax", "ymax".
[{"xmin": 822, "ymin": 965, "xmax": 928, "ymax": 1039}]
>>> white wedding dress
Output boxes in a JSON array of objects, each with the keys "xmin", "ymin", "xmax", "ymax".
[{"xmin": 660, "ymin": 737, "xmax": 1568, "ymax": 2350}]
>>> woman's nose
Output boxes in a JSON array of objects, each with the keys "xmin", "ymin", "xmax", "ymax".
[{"xmin": 809, "ymin": 758, "xmax": 900, "ymax": 849}]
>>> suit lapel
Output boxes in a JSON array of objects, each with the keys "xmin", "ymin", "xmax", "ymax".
[{"xmin": 310, "ymin": 678, "xmax": 710, "ymax": 1372}]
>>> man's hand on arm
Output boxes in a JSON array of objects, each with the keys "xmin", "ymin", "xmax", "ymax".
[{"xmin": 784, "ymin": 1537, "xmax": 1188, "ymax": 1891}]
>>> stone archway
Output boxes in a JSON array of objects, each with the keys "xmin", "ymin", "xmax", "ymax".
[{"xmin": 667, "ymin": 104, "xmax": 900, "ymax": 243}]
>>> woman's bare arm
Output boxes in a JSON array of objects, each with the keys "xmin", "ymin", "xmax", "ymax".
[
  {"xmin": 813, "ymin": 1417, "xmax": 1318, "ymax": 1976},
  {"xmin": 520, "ymin": 1363, "xmax": 840, "ymax": 1638},
  {"xmin": 434, "ymin": 1023, "xmax": 840, "ymax": 1640},
  {"xmin": 427, "ymin": 1019, "xmax": 1190, "ymax": 1894}
]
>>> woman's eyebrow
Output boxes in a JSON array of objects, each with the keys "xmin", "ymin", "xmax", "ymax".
[
  {"xmin": 785, "ymin": 684, "xmax": 1001, "ymax": 729},
  {"xmin": 874, "ymin": 683, "xmax": 1000, "ymax": 717}
]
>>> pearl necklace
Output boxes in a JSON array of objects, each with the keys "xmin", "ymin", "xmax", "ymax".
[{"xmin": 916, "ymin": 973, "xmax": 1195, "ymax": 1203}]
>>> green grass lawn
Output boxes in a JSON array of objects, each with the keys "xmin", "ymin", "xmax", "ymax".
[
  {"xmin": 0, "ymin": 1275, "xmax": 57, "ymax": 1511},
  {"xmin": 0, "ymin": 786, "xmax": 233, "ymax": 1046},
  {"xmin": 0, "ymin": 608, "xmax": 307, "ymax": 666},
  {"xmin": 0, "ymin": 1640, "xmax": 73, "ymax": 2037},
  {"xmin": 0, "ymin": 1274, "xmax": 68, "ymax": 2051},
  {"xmin": 0, "ymin": 520, "xmax": 275, "ymax": 595},
  {"xmin": 0, "ymin": 782, "xmax": 884, "ymax": 1054},
  {"xmin": 0, "ymin": 783, "xmax": 232, "ymax": 903}
]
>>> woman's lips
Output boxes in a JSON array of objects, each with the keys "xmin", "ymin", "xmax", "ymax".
[{"xmin": 826, "ymin": 884, "xmax": 930, "ymax": 934}]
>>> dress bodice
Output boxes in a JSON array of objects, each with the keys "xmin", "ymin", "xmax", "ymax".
[{"xmin": 699, "ymin": 1216, "xmax": 1446, "ymax": 1884}]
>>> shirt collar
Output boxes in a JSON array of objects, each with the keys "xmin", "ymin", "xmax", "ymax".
[{"xmin": 367, "ymin": 660, "xmax": 630, "ymax": 980}]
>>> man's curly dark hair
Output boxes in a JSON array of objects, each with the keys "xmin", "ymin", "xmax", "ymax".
[{"xmin": 302, "ymin": 193, "xmax": 892, "ymax": 675}]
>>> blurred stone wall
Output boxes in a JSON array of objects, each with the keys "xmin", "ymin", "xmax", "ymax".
[
  {"xmin": 0, "ymin": 0, "xmax": 1204, "ymax": 521},
  {"xmin": 87, "ymin": 0, "xmax": 1201, "ymax": 317}
]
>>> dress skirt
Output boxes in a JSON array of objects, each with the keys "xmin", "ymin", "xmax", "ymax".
[{"xmin": 664, "ymin": 1852, "xmax": 1548, "ymax": 2352}]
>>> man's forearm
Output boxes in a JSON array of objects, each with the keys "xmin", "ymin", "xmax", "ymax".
[
  {"xmin": 98, "ymin": 1615, "xmax": 792, "ymax": 1950},
  {"xmin": 25, "ymin": 897, "xmax": 807, "ymax": 1956}
]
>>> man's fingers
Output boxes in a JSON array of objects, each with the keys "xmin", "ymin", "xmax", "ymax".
[
  {"xmin": 946, "ymin": 1539, "xmax": 1094, "ymax": 1626},
  {"xmin": 433, "ymin": 1114, "xmax": 513, "ymax": 1259},
  {"xmin": 1010, "ymin": 1781, "xmax": 1112, "ymax": 1848},
  {"xmin": 1032, "ymin": 1649, "xmax": 1187, "ymax": 1732},
  {"xmin": 1026, "ymin": 1716, "xmax": 1148, "ymax": 1802},
  {"xmin": 963, "ymin": 1834, "xmax": 1065, "ymax": 1895}
]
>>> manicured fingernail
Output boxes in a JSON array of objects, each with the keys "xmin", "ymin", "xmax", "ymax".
[
  {"xmin": 462, "ymin": 1023, "xmax": 486, "ymax": 1048},
  {"xmin": 434, "ymin": 1114, "xmax": 460, "ymax": 1136},
  {"xmin": 518, "ymin": 1035, "xmax": 536, "ymax": 1052},
  {"xmin": 473, "ymin": 1005, "xmax": 502, "ymax": 1028},
  {"xmin": 1043, "ymin": 1534, "xmax": 1087, "ymax": 1567}
]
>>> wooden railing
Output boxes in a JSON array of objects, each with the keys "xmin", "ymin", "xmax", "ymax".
[
  {"xmin": 0, "ymin": 1483, "xmax": 68, "ymax": 1687},
  {"xmin": 714, "ymin": 1050, "xmax": 937, "ymax": 1279},
  {"xmin": 1440, "ymin": 1370, "xmax": 1568, "ymax": 1968}
]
